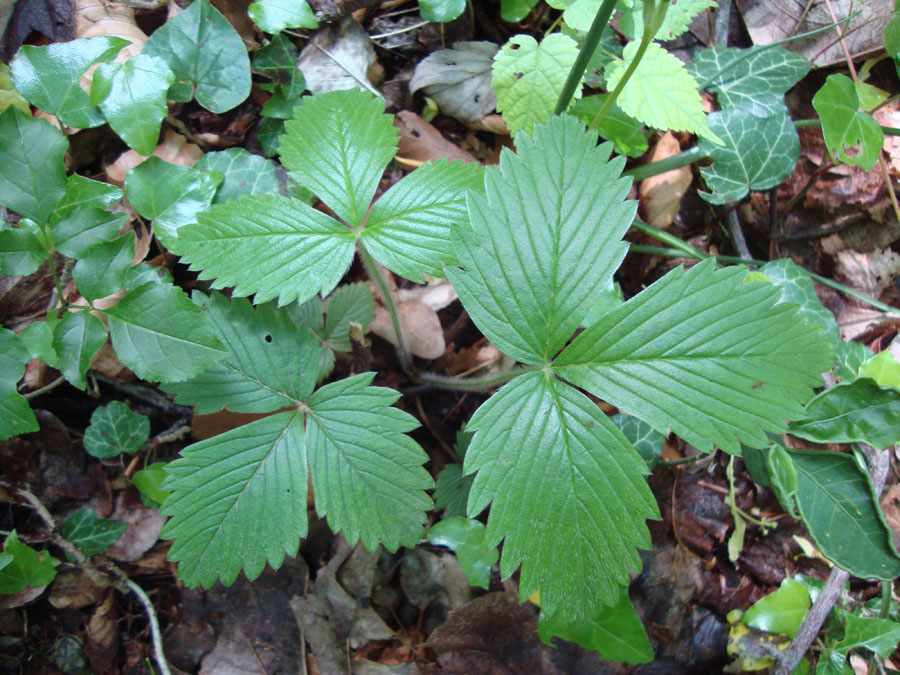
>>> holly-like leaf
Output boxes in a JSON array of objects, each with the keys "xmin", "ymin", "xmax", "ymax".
[
  {"xmin": 698, "ymin": 103, "xmax": 799, "ymax": 204},
  {"xmin": 618, "ymin": 0, "xmax": 717, "ymax": 41},
  {"xmin": 50, "ymin": 175, "xmax": 123, "ymax": 225},
  {"xmin": 0, "ymin": 532, "xmax": 57, "ymax": 593},
  {"xmin": 248, "ymin": 0, "xmax": 318, "ymax": 34},
  {"xmin": 0, "ymin": 106, "xmax": 68, "ymax": 224},
  {"xmin": 813, "ymin": 74, "xmax": 883, "ymax": 171},
  {"xmin": 428, "ymin": 517, "xmax": 498, "ymax": 588},
  {"xmin": 10, "ymin": 37, "xmax": 126, "ymax": 128},
  {"xmin": 72, "ymin": 232, "xmax": 134, "ymax": 301},
  {"xmin": 761, "ymin": 258, "xmax": 840, "ymax": 348},
  {"xmin": 58, "ymin": 510, "xmax": 127, "ymax": 556},
  {"xmin": 142, "ymin": 0, "xmax": 251, "ymax": 113},
  {"xmin": 91, "ymin": 54, "xmax": 175, "ymax": 155},
  {"xmin": 0, "ymin": 328, "xmax": 38, "ymax": 440},
  {"xmin": 463, "ymin": 371, "xmax": 656, "ymax": 619},
  {"xmin": 419, "ymin": 0, "xmax": 467, "ymax": 22},
  {"xmin": 52, "ymin": 311, "xmax": 108, "ymax": 390},
  {"xmin": 492, "ymin": 33, "xmax": 580, "ymax": 136},
  {"xmin": 102, "ymin": 282, "xmax": 226, "ymax": 382},
  {"xmin": 555, "ymin": 260, "xmax": 834, "ymax": 454},
  {"xmin": 0, "ymin": 220, "xmax": 47, "ymax": 276},
  {"xmin": 195, "ymin": 148, "xmax": 279, "ymax": 204},
  {"xmin": 606, "ymin": 41, "xmax": 720, "ymax": 143},
  {"xmin": 741, "ymin": 577, "xmax": 810, "ymax": 638},
  {"xmin": 83, "ymin": 400, "xmax": 150, "ymax": 458},
  {"xmin": 447, "ymin": 115, "xmax": 633, "ymax": 364}
]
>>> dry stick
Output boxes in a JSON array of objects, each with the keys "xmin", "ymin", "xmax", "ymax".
[{"xmin": 0, "ymin": 480, "xmax": 172, "ymax": 675}]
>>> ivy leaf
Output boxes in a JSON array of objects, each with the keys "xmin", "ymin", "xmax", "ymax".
[
  {"xmin": 492, "ymin": 33, "xmax": 580, "ymax": 136},
  {"xmin": 446, "ymin": 115, "xmax": 633, "ymax": 364},
  {"xmin": 52, "ymin": 311, "xmax": 108, "ymax": 390},
  {"xmin": 0, "ymin": 532, "xmax": 57, "ymax": 593},
  {"xmin": 0, "ymin": 328, "xmax": 38, "ymax": 440},
  {"xmin": 689, "ymin": 44, "xmax": 811, "ymax": 117},
  {"xmin": 606, "ymin": 41, "xmax": 720, "ymax": 144},
  {"xmin": 143, "ymin": 0, "xmax": 251, "ymax": 113},
  {"xmin": 125, "ymin": 157, "xmax": 222, "ymax": 248},
  {"xmin": 83, "ymin": 400, "xmax": 150, "ymax": 458},
  {"xmin": 58, "ymin": 510, "xmax": 127, "ymax": 556},
  {"xmin": 72, "ymin": 232, "xmax": 135, "ymax": 301},
  {"xmin": 10, "ymin": 37, "xmax": 126, "ymax": 128},
  {"xmin": 279, "ymin": 89, "xmax": 398, "ymax": 227},
  {"xmin": 419, "ymin": 0, "xmax": 467, "ymax": 22},
  {"xmin": 20, "ymin": 320, "xmax": 58, "ymax": 368},
  {"xmin": 618, "ymin": 0, "xmax": 717, "ymax": 41},
  {"xmin": 761, "ymin": 258, "xmax": 840, "ymax": 348},
  {"xmin": 501, "ymin": 0, "xmax": 539, "ymax": 22},
  {"xmin": 428, "ymin": 517, "xmax": 498, "ymax": 588},
  {"xmin": 248, "ymin": 0, "xmax": 318, "ymax": 34},
  {"xmin": 90, "ymin": 54, "xmax": 175, "ymax": 155},
  {"xmin": 834, "ymin": 613, "xmax": 900, "ymax": 658},
  {"xmin": 102, "ymin": 282, "xmax": 226, "ymax": 382},
  {"xmin": 813, "ymin": 73, "xmax": 883, "ymax": 171},
  {"xmin": 555, "ymin": 260, "xmax": 834, "ymax": 454},
  {"xmin": 195, "ymin": 148, "xmax": 279, "ymax": 204},
  {"xmin": 463, "ymin": 371, "xmax": 656, "ymax": 619},
  {"xmin": 611, "ymin": 413, "xmax": 665, "ymax": 469},
  {"xmin": 0, "ymin": 106, "xmax": 68, "ymax": 224},
  {"xmin": 835, "ymin": 340, "xmax": 875, "ymax": 382},
  {"xmin": 361, "ymin": 159, "xmax": 485, "ymax": 281},
  {"xmin": 698, "ymin": 103, "xmax": 799, "ymax": 204}
]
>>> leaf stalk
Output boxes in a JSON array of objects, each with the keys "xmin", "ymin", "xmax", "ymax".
[
  {"xmin": 357, "ymin": 242, "xmax": 412, "ymax": 369},
  {"xmin": 419, "ymin": 365, "xmax": 539, "ymax": 392},
  {"xmin": 554, "ymin": 0, "xmax": 618, "ymax": 115}
]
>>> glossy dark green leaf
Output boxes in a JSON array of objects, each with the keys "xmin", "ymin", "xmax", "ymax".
[
  {"xmin": 428, "ymin": 517, "xmax": 498, "ymax": 588},
  {"xmin": 419, "ymin": 0, "xmax": 467, "ymax": 22},
  {"xmin": 0, "ymin": 328, "xmax": 38, "ymax": 439},
  {"xmin": 833, "ymin": 612, "xmax": 900, "ymax": 658},
  {"xmin": 83, "ymin": 400, "xmax": 150, "ymax": 458},
  {"xmin": 20, "ymin": 321, "xmax": 58, "ymax": 368},
  {"xmin": 611, "ymin": 413, "xmax": 665, "ymax": 469},
  {"xmin": 133, "ymin": 462, "xmax": 171, "ymax": 508},
  {"xmin": 500, "ymin": 0, "xmax": 539, "ymax": 22},
  {"xmin": 741, "ymin": 577, "xmax": 810, "ymax": 637},
  {"xmin": 10, "ymin": 37, "xmax": 127, "ymax": 127},
  {"xmin": 142, "ymin": 0, "xmax": 251, "ymax": 113},
  {"xmin": 571, "ymin": 94, "xmax": 649, "ymax": 158},
  {"xmin": 248, "ymin": 0, "xmax": 317, "ymax": 33},
  {"xmin": 72, "ymin": 232, "xmax": 134, "ymax": 301},
  {"xmin": 790, "ymin": 379, "xmax": 900, "ymax": 449},
  {"xmin": 835, "ymin": 340, "xmax": 875, "ymax": 382},
  {"xmin": 52, "ymin": 208, "xmax": 128, "ymax": 260},
  {"xmin": 0, "ymin": 220, "xmax": 47, "ymax": 275},
  {"xmin": 49, "ymin": 175, "xmax": 123, "ymax": 225},
  {"xmin": 252, "ymin": 33, "xmax": 299, "ymax": 85},
  {"xmin": 257, "ymin": 116, "xmax": 285, "ymax": 156},
  {"xmin": 195, "ymin": 148, "xmax": 279, "ymax": 204},
  {"xmin": 0, "ymin": 532, "xmax": 57, "ymax": 593},
  {"xmin": 123, "ymin": 263, "xmax": 173, "ymax": 291},
  {"xmin": 52, "ymin": 311, "xmax": 108, "ymax": 390},
  {"xmin": 58, "ymin": 510, "xmax": 127, "ymax": 556}
]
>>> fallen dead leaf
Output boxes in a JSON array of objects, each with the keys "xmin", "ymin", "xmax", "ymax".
[
  {"xmin": 370, "ymin": 301, "xmax": 445, "ymax": 359},
  {"xmin": 834, "ymin": 248, "xmax": 900, "ymax": 298},
  {"xmin": 409, "ymin": 42, "xmax": 497, "ymax": 124},
  {"xmin": 75, "ymin": 0, "xmax": 147, "ymax": 61},
  {"xmin": 881, "ymin": 485, "xmax": 900, "ymax": 551},
  {"xmin": 105, "ymin": 129, "xmax": 204, "ymax": 184},
  {"xmin": 84, "ymin": 589, "xmax": 118, "ymax": 674},
  {"xmin": 395, "ymin": 111, "xmax": 478, "ymax": 165},
  {"xmin": 640, "ymin": 132, "xmax": 692, "ymax": 230},
  {"xmin": 105, "ymin": 492, "xmax": 165, "ymax": 562},
  {"xmin": 0, "ymin": 584, "xmax": 46, "ymax": 609},
  {"xmin": 48, "ymin": 569, "xmax": 106, "ymax": 610},
  {"xmin": 298, "ymin": 17, "xmax": 379, "ymax": 94},
  {"xmin": 396, "ymin": 280, "xmax": 457, "ymax": 310},
  {"xmin": 89, "ymin": 341, "xmax": 134, "ymax": 381}
]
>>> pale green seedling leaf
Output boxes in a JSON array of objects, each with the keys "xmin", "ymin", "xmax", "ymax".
[
  {"xmin": 447, "ymin": 115, "xmax": 633, "ymax": 364},
  {"xmin": 788, "ymin": 448, "xmax": 900, "ymax": 579},
  {"xmin": 52, "ymin": 209, "xmax": 128, "ymax": 260},
  {"xmin": 0, "ymin": 220, "xmax": 47, "ymax": 276},
  {"xmin": 428, "ymin": 517, "xmax": 498, "ymax": 588},
  {"xmin": 741, "ymin": 578, "xmax": 810, "ymax": 638},
  {"xmin": 362, "ymin": 160, "xmax": 484, "ymax": 281},
  {"xmin": 607, "ymin": 41, "xmax": 719, "ymax": 143},
  {"xmin": 619, "ymin": 0, "xmax": 717, "ymax": 41},
  {"xmin": 0, "ymin": 106, "xmax": 68, "ymax": 224},
  {"xmin": 10, "ymin": 37, "xmax": 127, "ymax": 128},
  {"xmin": 699, "ymin": 103, "xmax": 799, "ymax": 204},
  {"xmin": 555, "ymin": 260, "xmax": 834, "ymax": 454},
  {"xmin": 813, "ymin": 74, "xmax": 883, "ymax": 171},
  {"xmin": 59, "ymin": 510, "xmax": 127, "ymax": 556},
  {"xmin": 175, "ymin": 193, "xmax": 355, "ymax": 305},
  {"xmin": 90, "ymin": 54, "xmax": 175, "ymax": 155},
  {"xmin": 492, "ymin": 33, "xmax": 580, "ymax": 136},
  {"xmin": 72, "ymin": 232, "xmax": 135, "ymax": 301},
  {"xmin": 133, "ymin": 462, "xmax": 171, "ymax": 508},
  {"xmin": 125, "ymin": 157, "xmax": 222, "ymax": 248},
  {"xmin": 83, "ymin": 400, "xmax": 150, "ymax": 458},
  {"xmin": 419, "ymin": 0, "xmax": 466, "ymax": 22},
  {"xmin": 248, "ymin": 0, "xmax": 318, "ymax": 33},
  {"xmin": 195, "ymin": 148, "xmax": 279, "ymax": 204},
  {"xmin": 859, "ymin": 350, "xmax": 900, "ymax": 390},
  {"xmin": 855, "ymin": 81, "xmax": 888, "ymax": 111},
  {"xmin": 103, "ymin": 282, "xmax": 226, "ymax": 382},
  {"xmin": 789, "ymin": 379, "xmax": 900, "ymax": 449},
  {"xmin": 0, "ymin": 62, "xmax": 29, "ymax": 114},
  {"xmin": 280, "ymin": 89, "xmax": 397, "ymax": 226},
  {"xmin": 761, "ymin": 258, "xmax": 840, "ymax": 348},
  {"xmin": 571, "ymin": 94, "xmax": 648, "ymax": 157},
  {"xmin": 143, "ymin": 0, "xmax": 251, "ymax": 113},
  {"xmin": 463, "ymin": 371, "xmax": 657, "ymax": 620},
  {"xmin": 52, "ymin": 311, "xmax": 108, "ymax": 390},
  {"xmin": 0, "ymin": 328, "xmax": 38, "ymax": 439},
  {"xmin": 611, "ymin": 413, "xmax": 665, "ymax": 469},
  {"xmin": 0, "ymin": 532, "xmax": 57, "ymax": 593},
  {"xmin": 834, "ymin": 613, "xmax": 900, "ymax": 658}
]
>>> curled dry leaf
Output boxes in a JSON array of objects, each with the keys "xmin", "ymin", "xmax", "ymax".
[
  {"xmin": 835, "ymin": 248, "xmax": 900, "ymax": 298},
  {"xmin": 396, "ymin": 280, "xmax": 458, "ymax": 311},
  {"xmin": 409, "ymin": 41, "xmax": 498, "ymax": 124},
  {"xmin": 105, "ymin": 492, "xmax": 166, "ymax": 562},
  {"xmin": 49, "ymin": 569, "xmax": 105, "ymax": 610},
  {"xmin": 105, "ymin": 129, "xmax": 204, "ymax": 184},
  {"xmin": 370, "ymin": 300, "xmax": 446, "ymax": 360},
  {"xmin": 297, "ymin": 17, "xmax": 378, "ymax": 94},
  {"xmin": 639, "ymin": 131, "xmax": 692, "ymax": 230},
  {"xmin": 395, "ymin": 111, "xmax": 477, "ymax": 165},
  {"xmin": 75, "ymin": 0, "xmax": 147, "ymax": 63}
]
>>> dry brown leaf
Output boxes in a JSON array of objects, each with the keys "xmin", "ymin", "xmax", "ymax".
[
  {"xmin": 105, "ymin": 492, "xmax": 165, "ymax": 561},
  {"xmin": 469, "ymin": 113, "xmax": 508, "ymax": 135},
  {"xmin": 395, "ymin": 111, "xmax": 477, "ymax": 165},
  {"xmin": 836, "ymin": 305, "xmax": 889, "ymax": 342},
  {"xmin": 48, "ymin": 569, "xmax": 105, "ymax": 609},
  {"xmin": 89, "ymin": 341, "xmax": 134, "ymax": 380},
  {"xmin": 0, "ymin": 584, "xmax": 46, "ymax": 609},
  {"xmin": 639, "ymin": 132, "xmax": 692, "ymax": 230},
  {"xmin": 75, "ymin": 0, "xmax": 147, "ymax": 62},
  {"xmin": 835, "ymin": 248, "xmax": 900, "ymax": 298},
  {"xmin": 105, "ymin": 129, "xmax": 204, "ymax": 184},
  {"xmin": 370, "ymin": 301, "xmax": 445, "ymax": 359},
  {"xmin": 396, "ymin": 280, "xmax": 457, "ymax": 310},
  {"xmin": 85, "ymin": 590, "xmax": 119, "ymax": 674}
]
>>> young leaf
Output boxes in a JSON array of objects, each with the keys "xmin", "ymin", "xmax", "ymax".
[
  {"xmin": 72, "ymin": 232, "xmax": 135, "ymax": 301},
  {"xmin": 0, "ymin": 328, "xmax": 38, "ymax": 439},
  {"xmin": 571, "ymin": 94, "xmax": 649, "ymax": 158},
  {"xmin": 125, "ymin": 157, "xmax": 222, "ymax": 248},
  {"xmin": 20, "ymin": 320, "xmax": 58, "ymax": 368},
  {"xmin": 833, "ymin": 613, "xmax": 900, "ymax": 658},
  {"xmin": 447, "ymin": 115, "xmax": 634, "ymax": 364},
  {"xmin": 132, "ymin": 461, "xmax": 171, "ymax": 508},
  {"xmin": 813, "ymin": 74, "xmax": 883, "ymax": 171},
  {"xmin": 102, "ymin": 282, "xmax": 226, "ymax": 382},
  {"xmin": 58, "ymin": 510, "xmax": 127, "ymax": 556},
  {"xmin": 698, "ymin": 103, "xmax": 799, "ymax": 204},
  {"xmin": 10, "ymin": 37, "xmax": 126, "ymax": 128},
  {"xmin": 52, "ymin": 208, "xmax": 128, "ymax": 260},
  {"xmin": 492, "ymin": 33, "xmax": 580, "ymax": 136},
  {"xmin": 83, "ymin": 400, "xmax": 150, "ymax": 458},
  {"xmin": 859, "ymin": 350, "xmax": 900, "ymax": 390},
  {"xmin": 52, "ymin": 311, "xmax": 108, "ymax": 390},
  {"xmin": 761, "ymin": 258, "xmax": 840, "ymax": 348},
  {"xmin": 248, "ymin": 0, "xmax": 318, "ymax": 33},
  {"xmin": 0, "ymin": 220, "xmax": 47, "ymax": 276},
  {"xmin": 279, "ymin": 89, "xmax": 398, "ymax": 227},
  {"xmin": 90, "ymin": 54, "xmax": 175, "ymax": 155},
  {"xmin": 618, "ymin": 0, "xmax": 717, "ymax": 41},
  {"xmin": 433, "ymin": 463, "xmax": 473, "ymax": 517},
  {"xmin": 142, "ymin": 0, "xmax": 251, "ymax": 113},
  {"xmin": 0, "ymin": 532, "xmax": 57, "ymax": 593},
  {"xmin": 463, "ymin": 371, "xmax": 657, "ymax": 619},
  {"xmin": 555, "ymin": 260, "xmax": 834, "ymax": 454},
  {"xmin": 428, "ymin": 517, "xmax": 498, "ymax": 589},
  {"xmin": 321, "ymin": 282, "xmax": 375, "ymax": 352},
  {"xmin": 419, "ymin": 0, "xmax": 467, "ymax": 23},
  {"xmin": 195, "ymin": 148, "xmax": 279, "ymax": 204},
  {"xmin": 741, "ymin": 577, "xmax": 810, "ymax": 638},
  {"xmin": 606, "ymin": 41, "xmax": 720, "ymax": 144},
  {"xmin": 0, "ymin": 107, "xmax": 68, "ymax": 224}
]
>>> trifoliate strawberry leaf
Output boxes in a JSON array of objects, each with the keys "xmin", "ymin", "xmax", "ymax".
[
  {"xmin": 689, "ymin": 45, "xmax": 811, "ymax": 117},
  {"xmin": 142, "ymin": 0, "xmax": 250, "ymax": 112},
  {"xmin": 72, "ymin": 232, "xmax": 135, "ymax": 301},
  {"xmin": 492, "ymin": 33, "xmax": 580, "ymax": 136},
  {"xmin": 0, "ymin": 107, "xmax": 68, "ymax": 224},
  {"xmin": 698, "ymin": 103, "xmax": 799, "ymax": 204},
  {"xmin": 463, "ymin": 371, "xmax": 657, "ymax": 619},
  {"xmin": 555, "ymin": 259, "xmax": 834, "ymax": 454},
  {"xmin": 175, "ymin": 193, "xmax": 356, "ymax": 305},
  {"xmin": 59, "ymin": 510, "xmax": 127, "ymax": 556},
  {"xmin": 617, "ymin": 0, "xmax": 717, "ymax": 41},
  {"xmin": 248, "ymin": 0, "xmax": 318, "ymax": 34},
  {"xmin": 361, "ymin": 160, "xmax": 484, "ymax": 281},
  {"xmin": 52, "ymin": 311, "xmax": 108, "ymax": 390},
  {"xmin": 0, "ymin": 328, "xmax": 38, "ymax": 440},
  {"xmin": 606, "ymin": 41, "xmax": 720, "ymax": 143},
  {"xmin": 83, "ymin": 401, "xmax": 150, "ymax": 458},
  {"xmin": 125, "ymin": 157, "xmax": 222, "ymax": 249},
  {"xmin": 90, "ymin": 54, "xmax": 175, "ymax": 155},
  {"xmin": 195, "ymin": 148, "xmax": 279, "ymax": 204},
  {"xmin": 446, "ymin": 115, "xmax": 633, "ymax": 364},
  {"xmin": 813, "ymin": 73, "xmax": 883, "ymax": 172},
  {"xmin": 102, "ymin": 282, "xmax": 226, "ymax": 382},
  {"xmin": 0, "ymin": 532, "xmax": 58, "ymax": 593},
  {"xmin": 279, "ymin": 89, "xmax": 398, "ymax": 227},
  {"xmin": 306, "ymin": 373, "xmax": 432, "ymax": 551},
  {"xmin": 162, "ymin": 292, "xmax": 320, "ymax": 413},
  {"xmin": 10, "ymin": 37, "xmax": 127, "ymax": 128}
]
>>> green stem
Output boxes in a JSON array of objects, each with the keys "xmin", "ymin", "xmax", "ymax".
[
  {"xmin": 881, "ymin": 580, "xmax": 892, "ymax": 620},
  {"xmin": 623, "ymin": 146, "xmax": 706, "ymax": 181},
  {"xmin": 358, "ymin": 242, "xmax": 411, "ymax": 369},
  {"xmin": 419, "ymin": 366, "xmax": 539, "ymax": 392},
  {"xmin": 630, "ymin": 220, "xmax": 711, "ymax": 259},
  {"xmin": 554, "ymin": 0, "xmax": 618, "ymax": 115},
  {"xmin": 46, "ymin": 252, "xmax": 68, "ymax": 315},
  {"xmin": 794, "ymin": 118, "xmax": 900, "ymax": 135}
]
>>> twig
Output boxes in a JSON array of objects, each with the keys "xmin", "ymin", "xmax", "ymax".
[
  {"xmin": 89, "ymin": 371, "xmax": 192, "ymax": 416},
  {"xmin": 24, "ymin": 376, "xmax": 66, "ymax": 400}
]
